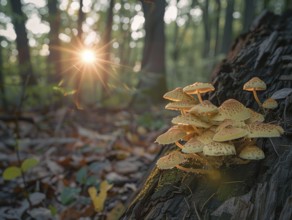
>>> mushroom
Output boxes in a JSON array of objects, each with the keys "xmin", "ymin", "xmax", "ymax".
[
  {"xmin": 243, "ymin": 77, "xmax": 267, "ymax": 107},
  {"xmin": 219, "ymin": 99, "xmax": 250, "ymax": 121},
  {"xmin": 172, "ymin": 114, "xmax": 211, "ymax": 129},
  {"xmin": 165, "ymin": 100, "xmax": 197, "ymax": 115},
  {"xmin": 183, "ymin": 82, "xmax": 215, "ymax": 104},
  {"xmin": 203, "ymin": 142, "xmax": 236, "ymax": 156},
  {"xmin": 155, "ymin": 126, "xmax": 187, "ymax": 145},
  {"xmin": 156, "ymin": 151, "xmax": 219, "ymax": 179},
  {"xmin": 189, "ymin": 100, "xmax": 218, "ymax": 116},
  {"xmin": 156, "ymin": 151, "xmax": 186, "ymax": 169},
  {"xmin": 239, "ymin": 145, "xmax": 265, "ymax": 160},
  {"xmin": 182, "ymin": 137, "xmax": 204, "ymax": 153},
  {"xmin": 216, "ymin": 119, "xmax": 246, "ymax": 132},
  {"xmin": 163, "ymin": 87, "xmax": 197, "ymax": 102},
  {"xmin": 245, "ymin": 108, "xmax": 265, "ymax": 124},
  {"xmin": 262, "ymin": 98, "xmax": 278, "ymax": 109},
  {"xmin": 247, "ymin": 123, "xmax": 284, "ymax": 138},
  {"xmin": 213, "ymin": 125, "xmax": 248, "ymax": 142}
]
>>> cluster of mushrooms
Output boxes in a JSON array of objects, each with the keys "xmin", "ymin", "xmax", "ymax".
[{"xmin": 155, "ymin": 77, "xmax": 284, "ymax": 178}]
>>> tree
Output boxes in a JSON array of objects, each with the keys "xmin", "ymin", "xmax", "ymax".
[
  {"xmin": 100, "ymin": 0, "xmax": 115, "ymax": 97},
  {"xmin": 242, "ymin": 0, "xmax": 255, "ymax": 32},
  {"xmin": 122, "ymin": 11, "xmax": 292, "ymax": 219},
  {"xmin": 0, "ymin": 36, "xmax": 6, "ymax": 109},
  {"xmin": 214, "ymin": 0, "xmax": 221, "ymax": 55},
  {"xmin": 47, "ymin": 0, "xmax": 62, "ymax": 83},
  {"xmin": 220, "ymin": 0, "xmax": 234, "ymax": 54},
  {"xmin": 77, "ymin": 0, "xmax": 85, "ymax": 41},
  {"xmin": 130, "ymin": 0, "xmax": 167, "ymax": 108},
  {"xmin": 10, "ymin": 0, "xmax": 37, "ymax": 85}
]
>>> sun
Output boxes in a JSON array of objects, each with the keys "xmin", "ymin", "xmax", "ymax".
[{"xmin": 80, "ymin": 49, "xmax": 96, "ymax": 63}]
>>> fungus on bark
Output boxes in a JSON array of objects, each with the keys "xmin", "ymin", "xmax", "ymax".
[{"xmin": 243, "ymin": 77, "xmax": 267, "ymax": 107}]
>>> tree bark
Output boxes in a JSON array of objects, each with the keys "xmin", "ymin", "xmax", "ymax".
[
  {"xmin": 10, "ymin": 0, "xmax": 37, "ymax": 85},
  {"xmin": 0, "ymin": 36, "xmax": 6, "ymax": 109},
  {"xmin": 220, "ymin": 0, "xmax": 234, "ymax": 54},
  {"xmin": 130, "ymin": 0, "xmax": 167, "ymax": 109},
  {"xmin": 122, "ymin": 11, "xmax": 292, "ymax": 220},
  {"xmin": 47, "ymin": 0, "xmax": 62, "ymax": 83}
]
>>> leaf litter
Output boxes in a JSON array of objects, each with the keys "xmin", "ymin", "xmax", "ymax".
[{"xmin": 0, "ymin": 106, "xmax": 168, "ymax": 219}]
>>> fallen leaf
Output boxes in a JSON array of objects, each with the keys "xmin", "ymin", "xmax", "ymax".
[
  {"xmin": 2, "ymin": 166, "xmax": 22, "ymax": 180},
  {"xmin": 88, "ymin": 180, "xmax": 113, "ymax": 212}
]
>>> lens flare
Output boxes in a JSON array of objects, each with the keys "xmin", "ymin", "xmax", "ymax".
[{"xmin": 80, "ymin": 49, "xmax": 96, "ymax": 63}]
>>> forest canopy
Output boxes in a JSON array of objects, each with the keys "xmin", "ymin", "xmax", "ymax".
[{"xmin": 0, "ymin": 0, "xmax": 291, "ymax": 110}]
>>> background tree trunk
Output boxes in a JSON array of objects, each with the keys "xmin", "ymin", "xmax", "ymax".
[
  {"xmin": 0, "ymin": 36, "xmax": 6, "ymax": 110},
  {"xmin": 47, "ymin": 0, "xmax": 62, "ymax": 83},
  {"xmin": 100, "ymin": 0, "xmax": 115, "ymax": 98},
  {"xmin": 130, "ymin": 0, "xmax": 167, "ymax": 109},
  {"xmin": 10, "ymin": 0, "xmax": 37, "ymax": 85},
  {"xmin": 220, "ymin": 0, "xmax": 234, "ymax": 54},
  {"xmin": 242, "ymin": 0, "xmax": 255, "ymax": 32},
  {"xmin": 77, "ymin": 0, "xmax": 85, "ymax": 42},
  {"xmin": 122, "ymin": 11, "xmax": 292, "ymax": 220}
]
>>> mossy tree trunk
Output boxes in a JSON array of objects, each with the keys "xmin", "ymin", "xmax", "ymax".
[{"xmin": 122, "ymin": 11, "xmax": 292, "ymax": 220}]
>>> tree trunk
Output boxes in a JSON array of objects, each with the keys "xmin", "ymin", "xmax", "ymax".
[
  {"xmin": 47, "ymin": 0, "xmax": 62, "ymax": 83},
  {"xmin": 122, "ymin": 11, "xmax": 292, "ymax": 220},
  {"xmin": 10, "ymin": 0, "xmax": 37, "ymax": 85},
  {"xmin": 77, "ymin": 0, "xmax": 85, "ymax": 42},
  {"xmin": 214, "ymin": 0, "xmax": 221, "ymax": 55},
  {"xmin": 130, "ymin": 0, "xmax": 167, "ymax": 109},
  {"xmin": 242, "ymin": 0, "xmax": 255, "ymax": 32},
  {"xmin": 0, "ymin": 36, "xmax": 6, "ymax": 110},
  {"xmin": 100, "ymin": 0, "xmax": 115, "ymax": 98},
  {"xmin": 220, "ymin": 0, "xmax": 234, "ymax": 54},
  {"xmin": 200, "ymin": 0, "xmax": 211, "ymax": 58}
]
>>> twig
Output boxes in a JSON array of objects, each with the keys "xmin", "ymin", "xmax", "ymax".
[
  {"xmin": 269, "ymin": 138, "xmax": 280, "ymax": 157},
  {"xmin": 200, "ymin": 192, "xmax": 216, "ymax": 212}
]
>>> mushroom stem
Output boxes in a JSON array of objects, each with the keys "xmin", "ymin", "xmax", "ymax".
[
  {"xmin": 175, "ymin": 141, "xmax": 184, "ymax": 149},
  {"xmin": 252, "ymin": 89, "xmax": 262, "ymax": 107},
  {"xmin": 196, "ymin": 91, "xmax": 203, "ymax": 104}
]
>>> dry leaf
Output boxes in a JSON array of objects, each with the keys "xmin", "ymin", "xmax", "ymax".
[{"xmin": 88, "ymin": 180, "xmax": 113, "ymax": 212}]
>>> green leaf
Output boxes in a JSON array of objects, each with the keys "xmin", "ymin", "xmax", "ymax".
[
  {"xmin": 21, "ymin": 158, "xmax": 39, "ymax": 172},
  {"xmin": 2, "ymin": 166, "xmax": 22, "ymax": 180},
  {"xmin": 76, "ymin": 167, "xmax": 88, "ymax": 185},
  {"xmin": 60, "ymin": 187, "xmax": 81, "ymax": 205}
]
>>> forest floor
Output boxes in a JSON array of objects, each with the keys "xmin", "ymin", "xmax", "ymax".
[{"xmin": 0, "ymin": 106, "xmax": 172, "ymax": 220}]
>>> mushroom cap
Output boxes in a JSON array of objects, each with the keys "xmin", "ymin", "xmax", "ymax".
[
  {"xmin": 197, "ymin": 129, "xmax": 215, "ymax": 144},
  {"xmin": 239, "ymin": 145, "xmax": 265, "ymax": 160},
  {"xmin": 219, "ymin": 99, "xmax": 250, "ymax": 121},
  {"xmin": 243, "ymin": 77, "xmax": 267, "ymax": 91},
  {"xmin": 262, "ymin": 98, "xmax": 278, "ymax": 109},
  {"xmin": 216, "ymin": 119, "xmax": 246, "ymax": 132},
  {"xmin": 165, "ymin": 100, "xmax": 196, "ymax": 111},
  {"xmin": 183, "ymin": 82, "xmax": 215, "ymax": 94},
  {"xmin": 203, "ymin": 142, "xmax": 236, "ymax": 156},
  {"xmin": 156, "ymin": 151, "xmax": 186, "ymax": 169},
  {"xmin": 210, "ymin": 111, "xmax": 226, "ymax": 124},
  {"xmin": 172, "ymin": 114, "xmax": 211, "ymax": 128},
  {"xmin": 247, "ymin": 123, "xmax": 284, "ymax": 138},
  {"xmin": 163, "ymin": 87, "xmax": 196, "ymax": 102},
  {"xmin": 189, "ymin": 100, "xmax": 218, "ymax": 116},
  {"xmin": 246, "ymin": 108, "xmax": 265, "ymax": 124},
  {"xmin": 213, "ymin": 125, "xmax": 248, "ymax": 142},
  {"xmin": 182, "ymin": 137, "xmax": 203, "ymax": 153},
  {"xmin": 155, "ymin": 126, "xmax": 187, "ymax": 144}
]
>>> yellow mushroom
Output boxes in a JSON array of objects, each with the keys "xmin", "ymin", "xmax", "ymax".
[
  {"xmin": 183, "ymin": 82, "xmax": 215, "ymax": 104},
  {"xmin": 262, "ymin": 98, "xmax": 278, "ymax": 109},
  {"xmin": 203, "ymin": 142, "xmax": 236, "ymax": 156},
  {"xmin": 219, "ymin": 99, "xmax": 250, "ymax": 121},
  {"xmin": 243, "ymin": 77, "xmax": 267, "ymax": 107},
  {"xmin": 213, "ymin": 125, "xmax": 248, "ymax": 142},
  {"xmin": 163, "ymin": 87, "xmax": 197, "ymax": 102},
  {"xmin": 239, "ymin": 145, "xmax": 265, "ymax": 160}
]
